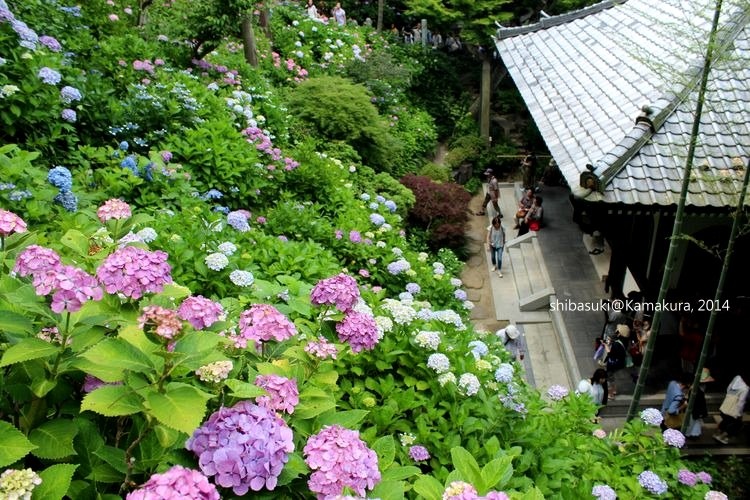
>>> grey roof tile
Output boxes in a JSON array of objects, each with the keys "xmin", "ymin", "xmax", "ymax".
[{"xmin": 495, "ymin": 0, "xmax": 750, "ymax": 207}]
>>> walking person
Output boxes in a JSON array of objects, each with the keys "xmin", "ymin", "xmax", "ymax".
[
  {"xmin": 713, "ymin": 372, "xmax": 749, "ymax": 444},
  {"xmin": 660, "ymin": 372, "xmax": 691, "ymax": 430},
  {"xmin": 477, "ymin": 169, "xmax": 500, "ymax": 217},
  {"xmin": 685, "ymin": 368, "xmax": 712, "ymax": 439},
  {"xmin": 331, "ymin": 2, "xmax": 346, "ymax": 26},
  {"xmin": 486, "ymin": 216, "xmax": 505, "ymax": 278}
]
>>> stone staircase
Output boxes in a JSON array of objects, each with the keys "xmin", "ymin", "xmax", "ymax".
[{"xmin": 506, "ymin": 232, "xmax": 554, "ymax": 312}]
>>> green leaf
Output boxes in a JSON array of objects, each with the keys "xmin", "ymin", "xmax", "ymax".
[
  {"xmin": 294, "ymin": 387, "xmax": 337, "ymax": 420},
  {"xmin": 158, "ymin": 283, "xmax": 192, "ymax": 301},
  {"xmin": 0, "ymin": 309, "xmax": 34, "ymax": 336},
  {"xmin": 60, "ymin": 229, "xmax": 89, "ymax": 257},
  {"xmin": 0, "ymin": 421, "xmax": 36, "ymax": 467},
  {"xmin": 70, "ymin": 358, "xmax": 124, "ymax": 383},
  {"xmin": 372, "ymin": 435, "xmax": 396, "ymax": 470},
  {"xmin": 309, "ymin": 369, "xmax": 339, "ymax": 387},
  {"xmin": 145, "ymin": 383, "xmax": 214, "ymax": 434},
  {"xmin": 451, "ymin": 446, "xmax": 483, "ymax": 491},
  {"xmin": 93, "ymin": 445, "xmax": 127, "ymax": 474},
  {"xmin": 81, "ymin": 338, "xmax": 154, "ymax": 374},
  {"xmin": 29, "ymin": 420, "xmax": 78, "ymax": 459},
  {"xmin": 480, "ymin": 457, "xmax": 513, "ymax": 492},
  {"xmin": 276, "ymin": 452, "xmax": 309, "ymax": 486},
  {"xmin": 32, "ymin": 464, "xmax": 78, "ymax": 500},
  {"xmin": 0, "ymin": 337, "xmax": 59, "ymax": 367},
  {"xmin": 318, "ymin": 409, "xmax": 369, "ymax": 428},
  {"xmin": 382, "ymin": 465, "xmax": 421, "ymax": 481},
  {"xmin": 81, "ymin": 385, "xmax": 143, "ymax": 416},
  {"xmin": 413, "ymin": 475, "xmax": 444, "ymax": 500},
  {"xmin": 224, "ymin": 379, "xmax": 265, "ymax": 399},
  {"xmin": 370, "ymin": 479, "xmax": 405, "ymax": 500}
]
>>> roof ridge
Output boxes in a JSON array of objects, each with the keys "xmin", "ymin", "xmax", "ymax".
[
  {"xmin": 583, "ymin": 4, "xmax": 750, "ymax": 193},
  {"xmin": 495, "ymin": 0, "xmax": 627, "ymax": 40}
]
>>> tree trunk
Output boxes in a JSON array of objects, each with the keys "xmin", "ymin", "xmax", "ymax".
[
  {"xmin": 242, "ymin": 14, "xmax": 259, "ymax": 67},
  {"xmin": 469, "ymin": 66, "xmax": 507, "ymax": 119},
  {"xmin": 480, "ymin": 56, "xmax": 491, "ymax": 145},
  {"xmin": 138, "ymin": 0, "xmax": 152, "ymax": 27},
  {"xmin": 377, "ymin": 0, "xmax": 384, "ymax": 32}
]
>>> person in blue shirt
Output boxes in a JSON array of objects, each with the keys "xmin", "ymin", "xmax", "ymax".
[{"xmin": 660, "ymin": 372, "xmax": 692, "ymax": 429}]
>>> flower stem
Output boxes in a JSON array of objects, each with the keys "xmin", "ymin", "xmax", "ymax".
[{"xmin": 49, "ymin": 312, "xmax": 71, "ymax": 379}]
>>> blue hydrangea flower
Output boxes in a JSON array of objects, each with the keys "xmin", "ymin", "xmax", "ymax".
[
  {"xmin": 47, "ymin": 166, "xmax": 73, "ymax": 191},
  {"xmin": 375, "ymin": 195, "xmax": 386, "ymax": 203},
  {"xmin": 60, "ymin": 86, "xmax": 82, "ymax": 104},
  {"xmin": 143, "ymin": 162, "xmax": 154, "ymax": 181},
  {"xmin": 212, "ymin": 206, "xmax": 230, "ymax": 215},
  {"xmin": 495, "ymin": 363, "xmax": 514, "ymax": 383},
  {"xmin": 60, "ymin": 108, "xmax": 76, "ymax": 122},
  {"xmin": 120, "ymin": 156, "xmax": 139, "ymax": 176},
  {"xmin": 468, "ymin": 340, "xmax": 488, "ymax": 359},
  {"xmin": 53, "ymin": 190, "xmax": 78, "ymax": 212},
  {"xmin": 202, "ymin": 189, "xmax": 223, "ymax": 200},
  {"xmin": 360, "ymin": 193, "xmax": 370, "ymax": 201},
  {"xmin": 8, "ymin": 190, "xmax": 31, "ymax": 201},
  {"xmin": 405, "ymin": 282, "xmax": 421, "ymax": 295},
  {"xmin": 384, "ymin": 200, "xmax": 397, "ymax": 212},
  {"xmin": 369, "ymin": 213, "xmax": 385, "ymax": 226},
  {"xmin": 119, "ymin": 141, "xmax": 129, "ymax": 151},
  {"xmin": 37, "ymin": 67, "xmax": 61, "ymax": 85},
  {"xmin": 454, "ymin": 289, "xmax": 468, "ymax": 301},
  {"xmin": 227, "ymin": 211, "xmax": 250, "ymax": 232},
  {"xmin": 368, "ymin": 202, "xmax": 379, "ymax": 210},
  {"xmin": 638, "ymin": 471, "xmax": 667, "ymax": 495},
  {"xmin": 59, "ymin": 5, "xmax": 82, "ymax": 16}
]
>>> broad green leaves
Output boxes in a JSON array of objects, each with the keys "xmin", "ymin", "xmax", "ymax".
[
  {"xmin": 29, "ymin": 420, "xmax": 78, "ymax": 459},
  {"xmin": 144, "ymin": 383, "xmax": 214, "ymax": 434},
  {"xmin": 0, "ymin": 338, "xmax": 59, "ymax": 367},
  {"xmin": 0, "ymin": 421, "xmax": 36, "ymax": 467}
]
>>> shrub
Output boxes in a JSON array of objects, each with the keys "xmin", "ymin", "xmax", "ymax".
[
  {"xmin": 285, "ymin": 76, "xmax": 402, "ymax": 173},
  {"xmin": 400, "ymin": 174, "xmax": 471, "ymax": 253},
  {"xmin": 419, "ymin": 161, "xmax": 451, "ymax": 183}
]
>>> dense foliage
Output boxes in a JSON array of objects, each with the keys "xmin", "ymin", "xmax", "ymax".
[{"xmin": 0, "ymin": 1, "xmax": 730, "ymax": 499}]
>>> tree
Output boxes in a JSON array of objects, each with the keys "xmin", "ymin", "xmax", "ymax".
[{"xmin": 402, "ymin": 0, "xmax": 514, "ymax": 144}]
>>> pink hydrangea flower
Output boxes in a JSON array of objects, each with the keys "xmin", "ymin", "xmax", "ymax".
[
  {"xmin": 0, "ymin": 209, "xmax": 27, "ymax": 236},
  {"xmin": 236, "ymin": 304, "xmax": 296, "ymax": 348},
  {"xmin": 310, "ymin": 273, "xmax": 360, "ymax": 312},
  {"xmin": 96, "ymin": 246, "xmax": 172, "ymax": 299},
  {"xmin": 443, "ymin": 481, "xmax": 478, "ymax": 500},
  {"xmin": 138, "ymin": 305, "xmax": 183, "ymax": 340},
  {"xmin": 177, "ymin": 296, "xmax": 225, "ymax": 330},
  {"xmin": 335, "ymin": 311, "xmax": 379, "ymax": 353},
  {"xmin": 304, "ymin": 336, "xmax": 338, "ymax": 359},
  {"xmin": 304, "ymin": 425, "xmax": 381, "ymax": 498},
  {"xmin": 255, "ymin": 374, "xmax": 299, "ymax": 414},
  {"xmin": 126, "ymin": 465, "xmax": 220, "ymax": 500},
  {"xmin": 46, "ymin": 265, "xmax": 103, "ymax": 313},
  {"xmin": 97, "ymin": 198, "xmax": 132, "ymax": 223},
  {"xmin": 13, "ymin": 245, "xmax": 62, "ymax": 277}
]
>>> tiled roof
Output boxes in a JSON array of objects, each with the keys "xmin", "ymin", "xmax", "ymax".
[{"xmin": 494, "ymin": 0, "xmax": 750, "ymax": 207}]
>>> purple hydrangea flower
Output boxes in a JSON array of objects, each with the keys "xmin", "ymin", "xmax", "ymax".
[
  {"xmin": 310, "ymin": 273, "xmax": 360, "ymax": 313},
  {"xmin": 696, "ymin": 471, "xmax": 712, "ymax": 484},
  {"xmin": 592, "ymin": 484, "xmax": 617, "ymax": 500},
  {"xmin": 662, "ymin": 428, "xmax": 685, "ymax": 448},
  {"xmin": 409, "ymin": 445, "xmax": 430, "ymax": 462},
  {"xmin": 387, "ymin": 259, "xmax": 410, "ymax": 275},
  {"xmin": 454, "ymin": 289, "xmax": 468, "ymax": 301},
  {"xmin": 349, "ymin": 230, "xmax": 362, "ymax": 243},
  {"xmin": 126, "ymin": 465, "xmax": 219, "ymax": 500},
  {"xmin": 336, "ymin": 310, "xmax": 380, "ymax": 353},
  {"xmin": 677, "ymin": 469, "xmax": 697, "ymax": 486},
  {"xmin": 38, "ymin": 67, "xmax": 62, "ymax": 85},
  {"xmin": 39, "ymin": 35, "xmax": 62, "ymax": 51},
  {"xmin": 547, "ymin": 384, "xmax": 570, "ymax": 401},
  {"xmin": 304, "ymin": 425, "xmax": 381, "ymax": 498},
  {"xmin": 235, "ymin": 304, "xmax": 296, "ymax": 348},
  {"xmin": 186, "ymin": 401, "xmax": 294, "ymax": 495},
  {"xmin": 227, "ymin": 211, "xmax": 250, "ymax": 232},
  {"xmin": 638, "ymin": 470, "xmax": 668, "ymax": 495},
  {"xmin": 60, "ymin": 108, "xmax": 77, "ymax": 122},
  {"xmin": 705, "ymin": 491, "xmax": 728, "ymax": 500},
  {"xmin": 405, "ymin": 282, "xmax": 421, "ymax": 295}
]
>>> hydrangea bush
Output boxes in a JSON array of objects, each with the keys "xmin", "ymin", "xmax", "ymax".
[{"xmin": 0, "ymin": 2, "xmax": 729, "ymax": 499}]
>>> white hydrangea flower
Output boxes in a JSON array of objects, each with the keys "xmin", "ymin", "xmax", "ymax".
[
  {"xmin": 458, "ymin": 373, "xmax": 481, "ymax": 396},
  {"xmin": 136, "ymin": 227, "xmax": 157, "ymax": 243},
  {"xmin": 229, "ymin": 270, "xmax": 254, "ymax": 287},
  {"xmin": 415, "ymin": 331, "xmax": 441, "ymax": 351},
  {"xmin": 438, "ymin": 372, "xmax": 456, "ymax": 386},
  {"xmin": 217, "ymin": 241, "xmax": 237, "ymax": 256},
  {"xmin": 205, "ymin": 252, "xmax": 229, "ymax": 271},
  {"xmin": 427, "ymin": 353, "xmax": 450, "ymax": 373}
]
